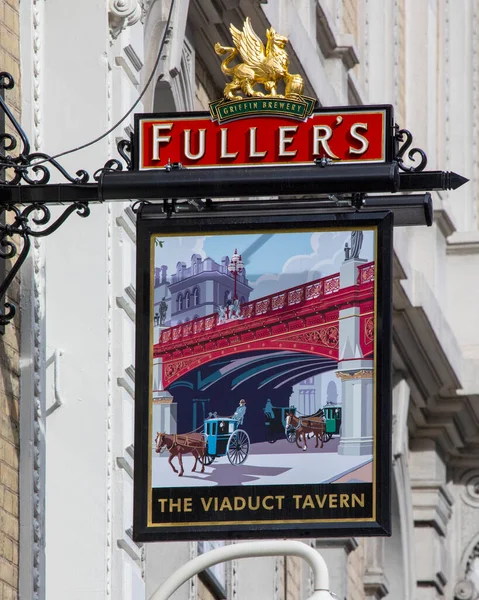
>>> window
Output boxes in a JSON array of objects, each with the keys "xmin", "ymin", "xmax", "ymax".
[
  {"xmin": 299, "ymin": 388, "xmax": 316, "ymax": 413},
  {"xmin": 198, "ymin": 541, "xmax": 227, "ymax": 599},
  {"xmin": 185, "ymin": 291, "xmax": 191, "ymax": 308},
  {"xmin": 300, "ymin": 377, "xmax": 315, "ymax": 385},
  {"xmin": 177, "ymin": 293, "xmax": 183, "ymax": 311},
  {"xmin": 193, "ymin": 287, "xmax": 200, "ymax": 305}
]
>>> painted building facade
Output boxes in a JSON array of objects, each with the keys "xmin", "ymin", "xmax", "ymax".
[
  {"xmin": 154, "ymin": 253, "xmax": 252, "ymax": 327},
  {"xmin": 5, "ymin": 0, "xmax": 479, "ymax": 599}
]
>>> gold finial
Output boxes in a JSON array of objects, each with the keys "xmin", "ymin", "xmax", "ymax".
[{"xmin": 214, "ymin": 17, "xmax": 304, "ymax": 101}]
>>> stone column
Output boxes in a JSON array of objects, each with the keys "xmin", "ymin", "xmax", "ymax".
[
  {"xmin": 337, "ymin": 256, "xmax": 374, "ymax": 456},
  {"xmin": 152, "ymin": 325, "xmax": 174, "ymax": 434},
  {"xmin": 410, "ymin": 438, "xmax": 452, "ymax": 600},
  {"xmin": 363, "ymin": 538, "xmax": 389, "ymax": 600}
]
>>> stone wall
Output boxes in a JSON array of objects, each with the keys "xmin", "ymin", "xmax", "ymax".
[{"xmin": 0, "ymin": 1, "xmax": 21, "ymax": 599}]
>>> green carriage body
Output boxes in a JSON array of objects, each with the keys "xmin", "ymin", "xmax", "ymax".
[{"xmin": 323, "ymin": 405, "xmax": 342, "ymax": 435}]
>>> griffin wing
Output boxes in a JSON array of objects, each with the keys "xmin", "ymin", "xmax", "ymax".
[{"xmin": 230, "ymin": 17, "xmax": 266, "ymax": 70}]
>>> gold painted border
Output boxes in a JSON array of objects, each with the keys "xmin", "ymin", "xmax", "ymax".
[
  {"xmin": 138, "ymin": 111, "xmax": 386, "ymax": 170},
  {"xmin": 146, "ymin": 226, "xmax": 378, "ymax": 528}
]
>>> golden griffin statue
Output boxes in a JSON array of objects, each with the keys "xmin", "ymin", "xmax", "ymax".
[{"xmin": 215, "ymin": 17, "xmax": 304, "ymax": 101}]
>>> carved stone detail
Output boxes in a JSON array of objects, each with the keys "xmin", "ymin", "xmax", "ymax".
[{"xmin": 108, "ymin": 0, "xmax": 142, "ymax": 40}]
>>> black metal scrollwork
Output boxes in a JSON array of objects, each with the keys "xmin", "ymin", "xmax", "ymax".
[
  {"xmin": 395, "ymin": 126, "xmax": 428, "ymax": 172},
  {"xmin": 0, "ymin": 203, "xmax": 90, "ymax": 325},
  {"xmin": 0, "ymin": 71, "xmax": 133, "ymax": 326},
  {"xmin": 0, "ymin": 72, "xmax": 132, "ymax": 185}
]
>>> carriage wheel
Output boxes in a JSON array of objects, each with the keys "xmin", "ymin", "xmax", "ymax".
[
  {"xmin": 226, "ymin": 429, "xmax": 250, "ymax": 465},
  {"xmin": 286, "ymin": 427, "xmax": 297, "ymax": 443},
  {"xmin": 199, "ymin": 453, "xmax": 215, "ymax": 466}
]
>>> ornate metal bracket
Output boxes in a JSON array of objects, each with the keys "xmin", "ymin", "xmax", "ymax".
[
  {"xmin": 394, "ymin": 124, "xmax": 428, "ymax": 173},
  {"xmin": 0, "ymin": 203, "xmax": 90, "ymax": 325},
  {"xmin": 0, "ymin": 71, "xmax": 132, "ymax": 326}
]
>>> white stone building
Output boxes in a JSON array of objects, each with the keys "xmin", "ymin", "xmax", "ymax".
[{"xmin": 11, "ymin": 0, "xmax": 479, "ymax": 599}]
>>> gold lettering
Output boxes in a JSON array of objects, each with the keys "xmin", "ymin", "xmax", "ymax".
[
  {"xmin": 313, "ymin": 125, "xmax": 339, "ymax": 159},
  {"xmin": 184, "ymin": 129, "xmax": 206, "ymax": 160},
  {"xmin": 340, "ymin": 494, "xmax": 350, "ymax": 508},
  {"xmin": 352, "ymin": 493, "xmax": 365, "ymax": 507},
  {"xmin": 315, "ymin": 494, "xmax": 327, "ymax": 508},
  {"xmin": 248, "ymin": 496, "xmax": 261, "ymax": 510},
  {"xmin": 262, "ymin": 496, "xmax": 274, "ymax": 510},
  {"xmin": 157, "ymin": 498, "xmax": 168, "ymax": 512},
  {"xmin": 201, "ymin": 497, "xmax": 214, "ymax": 511},
  {"xmin": 328, "ymin": 494, "xmax": 338, "ymax": 508},
  {"xmin": 220, "ymin": 497, "xmax": 233, "ymax": 511},
  {"xmin": 279, "ymin": 102, "xmax": 285, "ymax": 109},
  {"xmin": 169, "ymin": 498, "xmax": 182, "ymax": 512},
  {"xmin": 276, "ymin": 496, "xmax": 285, "ymax": 509},
  {"xmin": 268, "ymin": 101, "xmax": 273, "ymax": 108},
  {"xmin": 303, "ymin": 495, "xmax": 315, "ymax": 509},
  {"xmin": 262, "ymin": 101, "xmax": 267, "ymax": 108},
  {"xmin": 234, "ymin": 497, "xmax": 246, "ymax": 511},
  {"xmin": 293, "ymin": 495, "xmax": 302, "ymax": 509},
  {"xmin": 349, "ymin": 123, "xmax": 370, "ymax": 155},
  {"xmin": 278, "ymin": 126, "xmax": 298, "ymax": 157},
  {"xmin": 184, "ymin": 498, "xmax": 193, "ymax": 512},
  {"xmin": 253, "ymin": 102, "xmax": 258, "ymax": 109},
  {"xmin": 152, "ymin": 123, "xmax": 173, "ymax": 161}
]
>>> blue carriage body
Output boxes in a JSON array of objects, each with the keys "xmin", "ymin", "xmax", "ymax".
[{"xmin": 204, "ymin": 417, "xmax": 239, "ymax": 456}]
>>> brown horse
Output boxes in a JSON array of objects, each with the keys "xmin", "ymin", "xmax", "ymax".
[
  {"xmin": 285, "ymin": 411, "xmax": 326, "ymax": 451},
  {"xmin": 155, "ymin": 432, "xmax": 207, "ymax": 477}
]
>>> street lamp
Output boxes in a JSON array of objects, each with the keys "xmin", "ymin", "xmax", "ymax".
[
  {"xmin": 149, "ymin": 540, "xmax": 335, "ymax": 600},
  {"xmin": 227, "ymin": 248, "xmax": 244, "ymax": 301}
]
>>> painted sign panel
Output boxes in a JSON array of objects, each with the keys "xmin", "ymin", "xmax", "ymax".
[
  {"xmin": 134, "ymin": 105, "xmax": 394, "ymax": 170},
  {"xmin": 134, "ymin": 211, "xmax": 392, "ymax": 541}
]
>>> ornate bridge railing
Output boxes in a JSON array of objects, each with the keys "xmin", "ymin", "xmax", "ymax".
[
  {"xmin": 159, "ymin": 263, "xmax": 374, "ymax": 346},
  {"xmin": 357, "ymin": 262, "xmax": 375, "ymax": 285}
]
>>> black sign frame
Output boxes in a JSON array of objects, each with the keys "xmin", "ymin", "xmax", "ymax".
[{"xmin": 133, "ymin": 209, "xmax": 392, "ymax": 542}]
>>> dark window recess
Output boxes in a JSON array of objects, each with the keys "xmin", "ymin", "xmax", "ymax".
[{"xmin": 197, "ymin": 541, "xmax": 227, "ymax": 599}]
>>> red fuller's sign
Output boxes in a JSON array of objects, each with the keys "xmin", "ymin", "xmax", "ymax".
[{"xmin": 134, "ymin": 105, "xmax": 394, "ymax": 170}]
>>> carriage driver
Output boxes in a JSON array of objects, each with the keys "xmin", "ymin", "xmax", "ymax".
[{"xmin": 232, "ymin": 399, "xmax": 247, "ymax": 425}]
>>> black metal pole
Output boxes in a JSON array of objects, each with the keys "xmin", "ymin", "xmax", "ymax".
[
  {"xmin": 399, "ymin": 170, "xmax": 468, "ymax": 191},
  {"xmin": 99, "ymin": 163, "xmax": 401, "ymax": 200}
]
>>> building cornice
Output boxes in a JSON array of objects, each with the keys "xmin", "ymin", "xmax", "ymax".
[
  {"xmin": 446, "ymin": 231, "xmax": 479, "ymax": 255},
  {"xmin": 393, "ymin": 254, "xmax": 479, "ymax": 465}
]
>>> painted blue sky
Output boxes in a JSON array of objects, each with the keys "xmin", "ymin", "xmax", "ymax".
[{"xmin": 154, "ymin": 229, "xmax": 375, "ymax": 300}]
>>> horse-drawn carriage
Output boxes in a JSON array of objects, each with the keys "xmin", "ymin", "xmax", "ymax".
[
  {"xmin": 155, "ymin": 413, "xmax": 250, "ymax": 476},
  {"xmin": 264, "ymin": 404, "xmax": 297, "ymax": 443},
  {"xmin": 200, "ymin": 415, "xmax": 250, "ymax": 466},
  {"xmin": 285, "ymin": 405, "xmax": 343, "ymax": 451}
]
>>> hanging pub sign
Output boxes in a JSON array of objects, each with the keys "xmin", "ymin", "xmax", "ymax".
[
  {"xmin": 133, "ymin": 17, "xmax": 392, "ymax": 542},
  {"xmin": 133, "ymin": 210, "xmax": 393, "ymax": 542}
]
